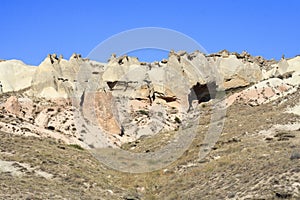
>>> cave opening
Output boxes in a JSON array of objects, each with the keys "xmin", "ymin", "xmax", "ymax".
[
  {"xmin": 107, "ymin": 81, "xmax": 118, "ymax": 90},
  {"xmin": 188, "ymin": 82, "xmax": 217, "ymax": 107}
]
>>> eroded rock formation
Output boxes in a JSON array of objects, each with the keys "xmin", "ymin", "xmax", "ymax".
[{"xmin": 0, "ymin": 50, "xmax": 299, "ymax": 147}]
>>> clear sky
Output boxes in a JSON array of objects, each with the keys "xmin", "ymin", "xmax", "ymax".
[{"xmin": 1, "ymin": 0, "xmax": 299, "ymax": 65}]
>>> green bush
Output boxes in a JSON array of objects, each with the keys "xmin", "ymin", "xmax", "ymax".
[
  {"xmin": 68, "ymin": 144, "xmax": 84, "ymax": 150},
  {"xmin": 138, "ymin": 110, "xmax": 149, "ymax": 116}
]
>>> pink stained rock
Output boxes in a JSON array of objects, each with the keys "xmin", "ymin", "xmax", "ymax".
[
  {"xmin": 226, "ymin": 93, "xmax": 241, "ymax": 107},
  {"xmin": 263, "ymin": 87, "xmax": 275, "ymax": 98},
  {"xmin": 82, "ymin": 91, "xmax": 121, "ymax": 135},
  {"xmin": 244, "ymin": 89, "xmax": 259, "ymax": 101},
  {"xmin": 277, "ymin": 84, "xmax": 289, "ymax": 93},
  {"xmin": 4, "ymin": 96, "xmax": 22, "ymax": 116}
]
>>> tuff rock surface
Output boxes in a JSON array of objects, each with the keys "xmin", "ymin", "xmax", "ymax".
[{"xmin": 0, "ymin": 51, "xmax": 299, "ymax": 147}]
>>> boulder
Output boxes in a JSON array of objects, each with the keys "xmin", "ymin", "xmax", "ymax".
[
  {"xmin": 215, "ymin": 55, "xmax": 262, "ymax": 89},
  {"xmin": 276, "ymin": 59, "xmax": 289, "ymax": 75},
  {"xmin": 287, "ymin": 56, "xmax": 300, "ymax": 75},
  {"xmin": 4, "ymin": 96, "xmax": 22, "ymax": 116}
]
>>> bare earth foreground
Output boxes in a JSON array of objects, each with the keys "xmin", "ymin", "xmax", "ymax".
[{"xmin": 0, "ymin": 51, "xmax": 300, "ymax": 199}]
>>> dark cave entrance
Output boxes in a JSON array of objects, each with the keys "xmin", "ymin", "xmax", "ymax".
[
  {"xmin": 107, "ymin": 81, "xmax": 118, "ymax": 90},
  {"xmin": 188, "ymin": 82, "xmax": 217, "ymax": 108}
]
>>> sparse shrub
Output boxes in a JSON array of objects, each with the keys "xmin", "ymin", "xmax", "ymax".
[
  {"xmin": 290, "ymin": 152, "xmax": 300, "ymax": 160},
  {"xmin": 138, "ymin": 110, "xmax": 149, "ymax": 116},
  {"xmin": 68, "ymin": 144, "xmax": 84, "ymax": 150},
  {"xmin": 174, "ymin": 116, "xmax": 181, "ymax": 124},
  {"xmin": 157, "ymin": 112, "xmax": 163, "ymax": 117}
]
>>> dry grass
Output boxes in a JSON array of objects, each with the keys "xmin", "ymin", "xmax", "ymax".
[{"xmin": 0, "ymin": 91, "xmax": 300, "ymax": 199}]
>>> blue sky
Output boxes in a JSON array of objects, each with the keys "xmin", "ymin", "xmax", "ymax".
[{"xmin": 1, "ymin": 0, "xmax": 299, "ymax": 65}]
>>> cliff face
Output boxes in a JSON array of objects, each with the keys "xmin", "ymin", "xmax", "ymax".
[
  {"xmin": 1, "ymin": 50, "xmax": 298, "ymax": 97},
  {"xmin": 0, "ymin": 51, "xmax": 299, "ymax": 147}
]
